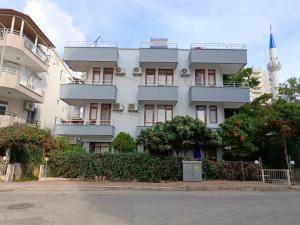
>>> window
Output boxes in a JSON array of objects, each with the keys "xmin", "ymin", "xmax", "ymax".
[
  {"xmin": 208, "ymin": 69, "xmax": 216, "ymax": 86},
  {"xmin": 209, "ymin": 106, "xmax": 218, "ymax": 123},
  {"xmin": 90, "ymin": 142, "xmax": 110, "ymax": 153},
  {"xmin": 100, "ymin": 104, "xmax": 111, "ymax": 125},
  {"xmin": 89, "ymin": 103, "xmax": 98, "ymax": 122},
  {"xmin": 93, "ymin": 67, "xmax": 100, "ymax": 84},
  {"xmin": 158, "ymin": 69, "xmax": 173, "ymax": 85},
  {"xmin": 145, "ymin": 69, "xmax": 155, "ymax": 85},
  {"xmin": 157, "ymin": 105, "xmax": 173, "ymax": 122},
  {"xmin": 196, "ymin": 105, "xmax": 206, "ymax": 123},
  {"xmin": 144, "ymin": 105, "xmax": 154, "ymax": 126},
  {"xmin": 103, "ymin": 68, "xmax": 113, "ymax": 85},
  {"xmin": 195, "ymin": 69, "xmax": 205, "ymax": 86},
  {"xmin": 0, "ymin": 102, "xmax": 7, "ymax": 115}
]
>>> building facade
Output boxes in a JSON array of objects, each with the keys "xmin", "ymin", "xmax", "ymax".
[
  {"xmin": 0, "ymin": 9, "xmax": 71, "ymax": 130},
  {"xmin": 54, "ymin": 39, "xmax": 250, "ymax": 158}
]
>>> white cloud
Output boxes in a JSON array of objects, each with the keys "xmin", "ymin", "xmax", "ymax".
[{"xmin": 24, "ymin": 0, "xmax": 86, "ymax": 54}]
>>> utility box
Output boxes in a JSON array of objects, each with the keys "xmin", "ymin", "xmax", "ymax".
[{"xmin": 182, "ymin": 161, "xmax": 202, "ymax": 182}]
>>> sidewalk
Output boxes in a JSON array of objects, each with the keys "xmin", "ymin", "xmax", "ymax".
[{"xmin": 0, "ymin": 180, "xmax": 291, "ymax": 192}]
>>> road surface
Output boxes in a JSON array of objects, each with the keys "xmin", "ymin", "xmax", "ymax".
[{"xmin": 0, "ymin": 188, "xmax": 299, "ymax": 225}]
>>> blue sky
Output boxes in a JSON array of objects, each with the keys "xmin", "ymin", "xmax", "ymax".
[{"xmin": 1, "ymin": 0, "xmax": 300, "ymax": 82}]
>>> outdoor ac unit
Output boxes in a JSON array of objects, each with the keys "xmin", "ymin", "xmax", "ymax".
[
  {"xmin": 128, "ymin": 103, "xmax": 138, "ymax": 112},
  {"xmin": 132, "ymin": 67, "xmax": 142, "ymax": 76},
  {"xmin": 23, "ymin": 101, "xmax": 34, "ymax": 111},
  {"xmin": 180, "ymin": 68, "xmax": 191, "ymax": 76},
  {"xmin": 113, "ymin": 103, "xmax": 124, "ymax": 111},
  {"xmin": 115, "ymin": 67, "xmax": 126, "ymax": 76}
]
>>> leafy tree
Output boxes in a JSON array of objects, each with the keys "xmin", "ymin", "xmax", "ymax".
[
  {"xmin": 279, "ymin": 77, "xmax": 300, "ymax": 102},
  {"xmin": 223, "ymin": 67, "xmax": 260, "ymax": 88},
  {"xmin": 56, "ymin": 136, "xmax": 86, "ymax": 152},
  {"xmin": 111, "ymin": 132, "xmax": 137, "ymax": 153},
  {"xmin": 137, "ymin": 116, "xmax": 220, "ymax": 155}
]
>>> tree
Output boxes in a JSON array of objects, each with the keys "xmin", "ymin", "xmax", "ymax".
[
  {"xmin": 279, "ymin": 77, "xmax": 300, "ymax": 102},
  {"xmin": 223, "ymin": 67, "xmax": 260, "ymax": 88},
  {"xmin": 137, "ymin": 116, "xmax": 220, "ymax": 155},
  {"xmin": 111, "ymin": 132, "xmax": 137, "ymax": 153}
]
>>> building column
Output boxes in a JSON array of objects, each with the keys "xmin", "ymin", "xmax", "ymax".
[
  {"xmin": 10, "ymin": 16, "xmax": 15, "ymax": 33},
  {"xmin": 19, "ymin": 19, "xmax": 24, "ymax": 36},
  {"xmin": 34, "ymin": 35, "xmax": 38, "ymax": 51}
]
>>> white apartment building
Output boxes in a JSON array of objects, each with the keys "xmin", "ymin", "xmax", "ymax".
[
  {"xmin": 0, "ymin": 9, "xmax": 71, "ymax": 130},
  {"xmin": 54, "ymin": 39, "xmax": 250, "ymax": 159},
  {"xmin": 250, "ymin": 68, "xmax": 271, "ymax": 100}
]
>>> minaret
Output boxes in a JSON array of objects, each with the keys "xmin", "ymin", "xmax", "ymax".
[{"xmin": 267, "ymin": 25, "xmax": 281, "ymax": 99}]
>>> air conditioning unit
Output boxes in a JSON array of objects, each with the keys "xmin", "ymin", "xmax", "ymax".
[
  {"xmin": 132, "ymin": 67, "xmax": 142, "ymax": 76},
  {"xmin": 23, "ymin": 101, "xmax": 34, "ymax": 111},
  {"xmin": 128, "ymin": 103, "xmax": 138, "ymax": 112},
  {"xmin": 115, "ymin": 67, "xmax": 126, "ymax": 76},
  {"xmin": 113, "ymin": 103, "xmax": 124, "ymax": 111},
  {"xmin": 180, "ymin": 68, "xmax": 191, "ymax": 76}
]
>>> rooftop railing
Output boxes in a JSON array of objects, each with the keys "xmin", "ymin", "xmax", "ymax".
[
  {"xmin": 190, "ymin": 43, "xmax": 246, "ymax": 50},
  {"xmin": 141, "ymin": 42, "xmax": 178, "ymax": 49},
  {"xmin": 65, "ymin": 41, "xmax": 118, "ymax": 48}
]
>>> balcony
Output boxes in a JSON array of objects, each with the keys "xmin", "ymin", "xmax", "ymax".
[
  {"xmin": 0, "ymin": 68, "xmax": 44, "ymax": 103},
  {"xmin": 0, "ymin": 29, "xmax": 47, "ymax": 72},
  {"xmin": 59, "ymin": 80, "xmax": 117, "ymax": 105},
  {"xmin": 139, "ymin": 42, "xmax": 178, "ymax": 68},
  {"xmin": 138, "ymin": 81, "xmax": 178, "ymax": 104},
  {"xmin": 0, "ymin": 111, "xmax": 40, "ymax": 128},
  {"xmin": 54, "ymin": 119, "xmax": 115, "ymax": 138},
  {"xmin": 64, "ymin": 41, "xmax": 119, "ymax": 72},
  {"xmin": 188, "ymin": 43, "xmax": 247, "ymax": 74},
  {"xmin": 189, "ymin": 82, "xmax": 250, "ymax": 108}
]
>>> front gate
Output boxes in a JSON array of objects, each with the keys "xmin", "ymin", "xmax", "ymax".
[{"xmin": 261, "ymin": 169, "xmax": 295, "ymax": 185}]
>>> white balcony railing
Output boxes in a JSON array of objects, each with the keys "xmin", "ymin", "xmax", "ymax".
[
  {"xmin": 65, "ymin": 41, "xmax": 117, "ymax": 48},
  {"xmin": 0, "ymin": 67, "xmax": 44, "ymax": 96},
  {"xmin": 0, "ymin": 29, "xmax": 47, "ymax": 63},
  {"xmin": 0, "ymin": 111, "xmax": 40, "ymax": 128},
  {"xmin": 140, "ymin": 78, "xmax": 178, "ymax": 86},
  {"xmin": 56, "ymin": 118, "xmax": 114, "ymax": 126},
  {"xmin": 194, "ymin": 81, "xmax": 249, "ymax": 88},
  {"xmin": 190, "ymin": 43, "xmax": 246, "ymax": 50},
  {"xmin": 63, "ymin": 79, "xmax": 116, "ymax": 86}
]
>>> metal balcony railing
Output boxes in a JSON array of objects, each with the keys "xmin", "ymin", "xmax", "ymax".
[
  {"xmin": 56, "ymin": 118, "xmax": 114, "ymax": 126},
  {"xmin": 63, "ymin": 79, "xmax": 116, "ymax": 85},
  {"xmin": 194, "ymin": 81, "xmax": 249, "ymax": 88},
  {"xmin": 0, "ymin": 28, "xmax": 47, "ymax": 63},
  {"xmin": 0, "ymin": 111, "xmax": 40, "ymax": 128},
  {"xmin": 190, "ymin": 43, "xmax": 246, "ymax": 50}
]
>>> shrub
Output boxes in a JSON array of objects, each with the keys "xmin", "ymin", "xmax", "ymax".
[
  {"xmin": 202, "ymin": 159, "xmax": 258, "ymax": 181},
  {"xmin": 110, "ymin": 132, "xmax": 136, "ymax": 153},
  {"xmin": 49, "ymin": 152, "xmax": 182, "ymax": 182}
]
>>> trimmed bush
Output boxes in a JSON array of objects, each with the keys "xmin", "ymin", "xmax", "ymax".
[
  {"xmin": 110, "ymin": 132, "xmax": 137, "ymax": 153},
  {"xmin": 49, "ymin": 152, "xmax": 182, "ymax": 182},
  {"xmin": 202, "ymin": 159, "xmax": 258, "ymax": 181}
]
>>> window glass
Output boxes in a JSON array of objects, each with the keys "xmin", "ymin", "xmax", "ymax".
[
  {"xmin": 0, "ymin": 105, "xmax": 6, "ymax": 115},
  {"xmin": 196, "ymin": 105, "xmax": 206, "ymax": 123},
  {"xmin": 103, "ymin": 68, "xmax": 113, "ymax": 85},
  {"xmin": 93, "ymin": 67, "xmax": 100, "ymax": 84},
  {"xmin": 166, "ymin": 105, "xmax": 173, "ymax": 121},
  {"xmin": 209, "ymin": 106, "xmax": 218, "ymax": 123},
  {"xmin": 208, "ymin": 69, "xmax": 216, "ymax": 86},
  {"xmin": 100, "ymin": 104, "xmax": 111, "ymax": 125},
  {"xmin": 158, "ymin": 69, "xmax": 173, "ymax": 85},
  {"xmin": 89, "ymin": 103, "xmax": 98, "ymax": 121},
  {"xmin": 157, "ymin": 105, "xmax": 165, "ymax": 122},
  {"xmin": 144, "ymin": 105, "xmax": 154, "ymax": 126},
  {"xmin": 146, "ymin": 69, "xmax": 155, "ymax": 85}
]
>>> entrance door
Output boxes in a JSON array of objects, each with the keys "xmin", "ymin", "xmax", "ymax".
[
  {"xmin": 100, "ymin": 104, "xmax": 111, "ymax": 125},
  {"xmin": 195, "ymin": 69, "xmax": 205, "ymax": 86}
]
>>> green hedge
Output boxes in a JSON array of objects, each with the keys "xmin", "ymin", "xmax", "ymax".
[
  {"xmin": 202, "ymin": 159, "xmax": 258, "ymax": 181},
  {"xmin": 49, "ymin": 152, "xmax": 182, "ymax": 182}
]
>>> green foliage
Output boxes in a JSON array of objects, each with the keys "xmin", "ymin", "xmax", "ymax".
[
  {"xmin": 202, "ymin": 159, "xmax": 258, "ymax": 180},
  {"xmin": 137, "ymin": 116, "xmax": 220, "ymax": 155},
  {"xmin": 56, "ymin": 136, "xmax": 86, "ymax": 152},
  {"xmin": 223, "ymin": 67, "xmax": 260, "ymax": 88},
  {"xmin": 279, "ymin": 77, "xmax": 300, "ymax": 102},
  {"xmin": 49, "ymin": 152, "xmax": 182, "ymax": 182},
  {"xmin": 110, "ymin": 132, "xmax": 137, "ymax": 153}
]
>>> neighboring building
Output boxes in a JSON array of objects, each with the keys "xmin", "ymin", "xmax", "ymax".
[
  {"xmin": 0, "ymin": 9, "xmax": 71, "ymax": 130},
  {"xmin": 250, "ymin": 68, "xmax": 271, "ymax": 100},
  {"xmin": 54, "ymin": 39, "xmax": 250, "ymax": 159}
]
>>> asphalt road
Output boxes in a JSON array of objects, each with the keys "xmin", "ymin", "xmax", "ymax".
[{"xmin": 0, "ymin": 188, "xmax": 299, "ymax": 225}]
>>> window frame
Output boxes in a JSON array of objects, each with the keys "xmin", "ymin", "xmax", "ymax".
[
  {"xmin": 208, "ymin": 69, "xmax": 216, "ymax": 86},
  {"xmin": 145, "ymin": 69, "xmax": 156, "ymax": 86},
  {"xmin": 157, "ymin": 105, "xmax": 173, "ymax": 123},
  {"xmin": 100, "ymin": 104, "xmax": 112, "ymax": 125},
  {"xmin": 195, "ymin": 69, "xmax": 206, "ymax": 86},
  {"xmin": 103, "ymin": 68, "xmax": 113, "ymax": 85},
  {"xmin": 144, "ymin": 104, "xmax": 155, "ymax": 126},
  {"xmin": 209, "ymin": 105, "xmax": 218, "ymax": 123},
  {"xmin": 196, "ymin": 105, "xmax": 207, "ymax": 123},
  {"xmin": 158, "ymin": 69, "xmax": 174, "ymax": 86},
  {"xmin": 89, "ymin": 103, "xmax": 98, "ymax": 122},
  {"xmin": 92, "ymin": 67, "xmax": 101, "ymax": 84}
]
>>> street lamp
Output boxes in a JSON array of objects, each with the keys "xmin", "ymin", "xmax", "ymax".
[
  {"xmin": 290, "ymin": 160, "xmax": 295, "ymax": 166},
  {"xmin": 254, "ymin": 160, "xmax": 259, "ymax": 165},
  {"xmin": 2, "ymin": 156, "xmax": 7, "ymax": 161}
]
